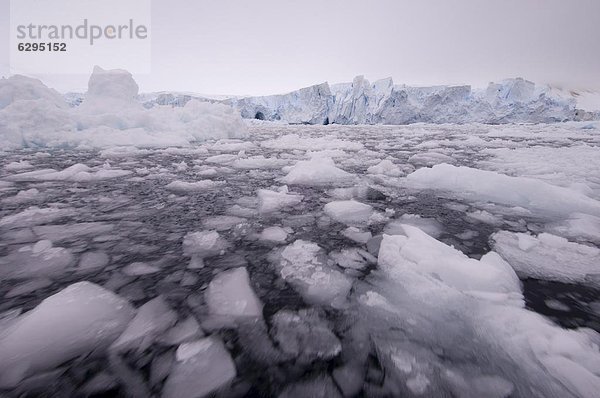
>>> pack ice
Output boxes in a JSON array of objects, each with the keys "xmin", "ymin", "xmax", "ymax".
[{"xmin": 356, "ymin": 225, "xmax": 600, "ymax": 398}]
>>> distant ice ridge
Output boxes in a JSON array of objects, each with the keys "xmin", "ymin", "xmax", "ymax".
[
  {"xmin": 0, "ymin": 66, "xmax": 247, "ymax": 150},
  {"xmin": 232, "ymin": 76, "xmax": 582, "ymax": 124}
]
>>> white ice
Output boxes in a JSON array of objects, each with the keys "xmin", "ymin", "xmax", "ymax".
[
  {"xmin": 111, "ymin": 296, "xmax": 177, "ymax": 353},
  {"xmin": 281, "ymin": 157, "xmax": 354, "ymax": 186},
  {"xmin": 206, "ymin": 267, "xmax": 263, "ymax": 320},
  {"xmin": 0, "ymin": 282, "xmax": 135, "ymax": 388},
  {"xmin": 257, "ymin": 187, "xmax": 303, "ymax": 213},
  {"xmin": 492, "ymin": 231, "xmax": 600, "ymax": 286},
  {"xmin": 162, "ymin": 336, "xmax": 236, "ymax": 398},
  {"xmin": 324, "ymin": 200, "xmax": 373, "ymax": 225},
  {"xmin": 406, "ymin": 164, "xmax": 600, "ymax": 217},
  {"xmin": 165, "ymin": 180, "xmax": 225, "ymax": 193},
  {"xmin": 272, "ymin": 240, "xmax": 352, "ymax": 307},
  {"xmin": 259, "ymin": 226, "xmax": 289, "ymax": 243},
  {"xmin": 359, "ymin": 225, "xmax": 600, "ymax": 398}
]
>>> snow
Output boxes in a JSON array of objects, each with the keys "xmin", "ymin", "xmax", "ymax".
[
  {"xmin": 272, "ymin": 240, "xmax": 353, "ymax": 307},
  {"xmin": 162, "ymin": 336, "xmax": 236, "ymax": 398},
  {"xmin": 206, "ymin": 267, "xmax": 263, "ymax": 319},
  {"xmin": 281, "ymin": 157, "xmax": 354, "ymax": 186},
  {"xmin": 406, "ymin": 164, "xmax": 600, "ymax": 217},
  {"xmin": 324, "ymin": 200, "xmax": 373, "ymax": 225},
  {"xmin": 0, "ymin": 67, "xmax": 247, "ymax": 150},
  {"xmin": 492, "ymin": 231, "xmax": 600, "ymax": 286},
  {"xmin": 257, "ymin": 188, "xmax": 303, "ymax": 213},
  {"xmin": 0, "ymin": 282, "xmax": 135, "ymax": 388},
  {"xmin": 111, "ymin": 296, "xmax": 177, "ymax": 353}
]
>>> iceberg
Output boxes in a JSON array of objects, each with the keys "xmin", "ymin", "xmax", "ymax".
[{"xmin": 0, "ymin": 66, "xmax": 247, "ymax": 150}]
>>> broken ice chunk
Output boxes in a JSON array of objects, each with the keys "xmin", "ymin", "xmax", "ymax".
[
  {"xmin": 159, "ymin": 316, "xmax": 204, "ymax": 346},
  {"xmin": 162, "ymin": 336, "xmax": 236, "ymax": 398},
  {"xmin": 257, "ymin": 188, "xmax": 303, "ymax": 213},
  {"xmin": 205, "ymin": 267, "xmax": 263, "ymax": 320},
  {"xmin": 0, "ymin": 240, "xmax": 75, "ymax": 280},
  {"xmin": 281, "ymin": 157, "xmax": 354, "ymax": 186},
  {"xmin": 122, "ymin": 261, "xmax": 161, "ymax": 276},
  {"xmin": 259, "ymin": 226, "xmax": 288, "ymax": 243},
  {"xmin": 384, "ymin": 214, "xmax": 444, "ymax": 238},
  {"xmin": 111, "ymin": 296, "xmax": 177, "ymax": 353},
  {"xmin": 270, "ymin": 309, "xmax": 341, "ymax": 363},
  {"xmin": 491, "ymin": 231, "xmax": 600, "ymax": 286},
  {"xmin": 5, "ymin": 278, "xmax": 52, "ymax": 298},
  {"xmin": 0, "ymin": 207, "xmax": 75, "ymax": 229},
  {"xmin": 202, "ymin": 215, "xmax": 246, "ymax": 231},
  {"xmin": 324, "ymin": 200, "xmax": 373, "ymax": 225},
  {"xmin": 341, "ymin": 226, "xmax": 372, "ymax": 244},
  {"xmin": 279, "ymin": 375, "xmax": 342, "ymax": 398},
  {"xmin": 367, "ymin": 159, "xmax": 404, "ymax": 176},
  {"xmin": 272, "ymin": 240, "xmax": 352, "ymax": 307},
  {"xmin": 406, "ymin": 164, "xmax": 600, "ymax": 217},
  {"xmin": 0, "ymin": 282, "xmax": 135, "ymax": 388},
  {"xmin": 165, "ymin": 179, "xmax": 225, "ymax": 193},
  {"xmin": 183, "ymin": 230, "xmax": 229, "ymax": 260},
  {"xmin": 78, "ymin": 251, "xmax": 110, "ymax": 271},
  {"xmin": 329, "ymin": 248, "xmax": 376, "ymax": 271}
]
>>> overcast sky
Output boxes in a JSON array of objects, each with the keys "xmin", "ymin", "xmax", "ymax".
[{"xmin": 1, "ymin": 0, "xmax": 599, "ymax": 95}]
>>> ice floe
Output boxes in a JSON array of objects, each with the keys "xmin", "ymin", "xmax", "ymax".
[
  {"xmin": 0, "ymin": 282, "xmax": 134, "ymax": 388},
  {"xmin": 492, "ymin": 231, "xmax": 600, "ymax": 286},
  {"xmin": 281, "ymin": 157, "xmax": 354, "ymax": 186},
  {"xmin": 162, "ymin": 336, "xmax": 236, "ymax": 398}
]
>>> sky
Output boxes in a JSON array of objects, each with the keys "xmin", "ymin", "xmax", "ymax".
[{"xmin": 1, "ymin": 0, "xmax": 599, "ymax": 95}]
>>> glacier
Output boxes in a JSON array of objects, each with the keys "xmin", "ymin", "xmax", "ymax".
[{"xmin": 138, "ymin": 75, "xmax": 596, "ymax": 125}]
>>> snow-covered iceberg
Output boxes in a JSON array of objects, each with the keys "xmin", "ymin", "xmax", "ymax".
[{"xmin": 0, "ymin": 66, "xmax": 247, "ymax": 149}]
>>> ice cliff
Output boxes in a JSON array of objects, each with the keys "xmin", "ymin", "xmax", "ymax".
[{"xmin": 229, "ymin": 76, "xmax": 581, "ymax": 125}]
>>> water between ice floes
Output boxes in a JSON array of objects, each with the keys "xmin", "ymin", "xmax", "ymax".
[{"xmin": 1, "ymin": 123, "xmax": 599, "ymax": 397}]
